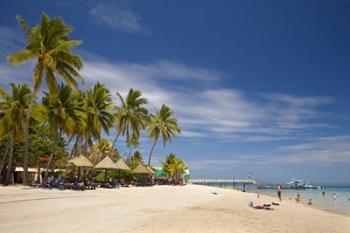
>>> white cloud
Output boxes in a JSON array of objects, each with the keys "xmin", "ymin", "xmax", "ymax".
[
  {"xmin": 0, "ymin": 25, "xmax": 336, "ymax": 144},
  {"xmin": 89, "ymin": 2, "xmax": 145, "ymax": 33},
  {"xmin": 79, "ymin": 56, "xmax": 335, "ymax": 143}
]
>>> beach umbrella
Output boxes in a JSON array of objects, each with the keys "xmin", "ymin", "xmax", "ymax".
[
  {"xmin": 154, "ymin": 169, "xmax": 166, "ymax": 177},
  {"xmin": 94, "ymin": 156, "xmax": 120, "ymax": 182},
  {"xmin": 68, "ymin": 155, "xmax": 93, "ymax": 168},
  {"xmin": 132, "ymin": 164, "xmax": 154, "ymax": 175},
  {"xmin": 115, "ymin": 159, "xmax": 130, "ymax": 171},
  {"xmin": 67, "ymin": 155, "xmax": 94, "ymax": 179}
]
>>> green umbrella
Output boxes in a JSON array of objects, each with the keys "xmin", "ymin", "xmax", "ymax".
[{"xmin": 154, "ymin": 169, "xmax": 166, "ymax": 177}]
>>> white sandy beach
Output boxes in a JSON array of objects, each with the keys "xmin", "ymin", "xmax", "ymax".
[{"xmin": 0, "ymin": 184, "xmax": 349, "ymax": 233}]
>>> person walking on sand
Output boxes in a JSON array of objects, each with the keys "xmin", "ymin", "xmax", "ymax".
[{"xmin": 276, "ymin": 184, "xmax": 282, "ymax": 201}]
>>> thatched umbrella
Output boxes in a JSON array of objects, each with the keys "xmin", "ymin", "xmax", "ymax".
[
  {"xmin": 67, "ymin": 155, "xmax": 93, "ymax": 179},
  {"xmin": 68, "ymin": 155, "xmax": 93, "ymax": 168},
  {"xmin": 114, "ymin": 159, "xmax": 130, "ymax": 183},
  {"xmin": 94, "ymin": 156, "xmax": 120, "ymax": 182},
  {"xmin": 115, "ymin": 159, "xmax": 130, "ymax": 171},
  {"xmin": 132, "ymin": 164, "xmax": 154, "ymax": 175}
]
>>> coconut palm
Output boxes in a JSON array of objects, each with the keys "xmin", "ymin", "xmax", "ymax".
[
  {"xmin": 162, "ymin": 154, "xmax": 187, "ymax": 184},
  {"xmin": 126, "ymin": 150, "xmax": 144, "ymax": 169},
  {"xmin": 88, "ymin": 139, "xmax": 117, "ymax": 165},
  {"xmin": 147, "ymin": 105, "xmax": 181, "ymax": 166},
  {"xmin": 7, "ymin": 13, "xmax": 84, "ymax": 184},
  {"xmin": 84, "ymin": 83, "xmax": 114, "ymax": 151},
  {"xmin": 42, "ymin": 84, "xmax": 84, "ymax": 178},
  {"xmin": 127, "ymin": 133, "xmax": 140, "ymax": 156},
  {"xmin": 0, "ymin": 84, "xmax": 31, "ymax": 185},
  {"xmin": 68, "ymin": 90, "xmax": 87, "ymax": 157},
  {"xmin": 112, "ymin": 89, "xmax": 148, "ymax": 150},
  {"xmin": 168, "ymin": 158, "xmax": 187, "ymax": 183}
]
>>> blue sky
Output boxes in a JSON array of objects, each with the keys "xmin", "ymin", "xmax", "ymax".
[{"xmin": 1, "ymin": 0, "xmax": 350, "ymax": 183}]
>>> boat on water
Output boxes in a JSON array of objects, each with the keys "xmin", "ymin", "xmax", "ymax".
[{"xmin": 286, "ymin": 178, "xmax": 320, "ymax": 189}]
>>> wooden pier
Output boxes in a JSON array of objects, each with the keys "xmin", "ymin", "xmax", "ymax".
[{"xmin": 189, "ymin": 178, "xmax": 256, "ymax": 185}]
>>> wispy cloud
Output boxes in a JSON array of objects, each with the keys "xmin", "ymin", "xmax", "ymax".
[
  {"xmin": 89, "ymin": 1, "xmax": 145, "ymax": 33},
  {"xmin": 0, "ymin": 26, "xmax": 337, "ymax": 144},
  {"xmin": 80, "ymin": 55, "xmax": 334, "ymax": 142}
]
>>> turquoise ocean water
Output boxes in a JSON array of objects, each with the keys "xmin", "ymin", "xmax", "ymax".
[{"xmin": 203, "ymin": 183, "xmax": 350, "ymax": 215}]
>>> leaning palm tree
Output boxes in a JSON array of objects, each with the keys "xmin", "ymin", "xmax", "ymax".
[
  {"xmin": 112, "ymin": 89, "xmax": 148, "ymax": 149},
  {"xmin": 7, "ymin": 13, "xmax": 84, "ymax": 184},
  {"xmin": 84, "ymin": 83, "xmax": 114, "ymax": 152},
  {"xmin": 42, "ymin": 84, "xmax": 84, "ymax": 179},
  {"xmin": 0, "ymin": 84, "xmax": 31, "ymax": 185},
  {"xmin": 147, "ymin": 105, "xmax": 181, "ymax": 166}
]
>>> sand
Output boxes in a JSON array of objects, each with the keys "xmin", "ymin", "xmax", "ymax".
[{"xmin": 0, "ymin": 184, "xmax": 349, "ymax": 233}]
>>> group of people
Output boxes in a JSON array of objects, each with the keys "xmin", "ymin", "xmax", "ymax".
[
  {"xmin": 274, "ymin": 184, "xmax": 313, "ymax": 205},
  {"xmin": 46, "ymin": 175, "xmax": 62, "ymax": 188}
]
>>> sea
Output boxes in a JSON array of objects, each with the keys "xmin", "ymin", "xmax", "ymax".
[{"xmin": 203, "ymin": 182, "xmax": 350, "ymax": 215}]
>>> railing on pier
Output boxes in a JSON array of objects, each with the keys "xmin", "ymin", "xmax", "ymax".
[{"xmin": 189, "ymin": 178, "xmax": 256, "ymax": 185}]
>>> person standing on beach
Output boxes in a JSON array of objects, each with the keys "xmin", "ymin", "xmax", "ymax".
[{"xmin": 276, "ymin": 184, "xmax": 282, "ymax": 201}]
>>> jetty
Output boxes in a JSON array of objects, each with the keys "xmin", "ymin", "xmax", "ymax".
[{"xmin": 189, "ymin": 178, "xmax": 256, "ymax": 186}]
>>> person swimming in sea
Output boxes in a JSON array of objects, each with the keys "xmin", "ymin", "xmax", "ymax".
[
  {"xmin": 332, "ymin": 193, "xmax": 337, "ymax": 200},
  {"xmin": 308, "ymin": 199, "xmax": 312, "ymax": 206}
]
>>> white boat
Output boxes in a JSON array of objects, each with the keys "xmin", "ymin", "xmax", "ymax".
[{"xmin": 286, "ymin": 178, "xmax": 320, "ymax": 189}]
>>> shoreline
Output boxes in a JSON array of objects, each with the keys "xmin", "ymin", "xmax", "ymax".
[
  {"xmin": 249, "ymin": 188, "xmax": 350, "ymax": 217},
  {"xmin": 206, "ymin": 184, "xmax": 350, "ymax": 216},
  {"xmin": 257, "ymin": 189, "xmax": 350, "ymax": 216},
  {"xmin": 1, "ymin": 184, "xmax": 349, "ymax": 233}
]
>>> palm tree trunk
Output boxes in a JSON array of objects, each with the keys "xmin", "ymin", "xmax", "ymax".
[
  {"xmin": 69, "ymin": 135, "xmax": 79, "ymax": 158},
  {"xmin": 37, "ymin": 164, "xmax": 41, "ymax": 184},
  {"xmin": 22, "ymin": 92, "xmax": 36, "ymax": 185},
  {"xmin": 0, "ymin": 140, "xmax": 10, "ymax": 182},
  {"xmin": 111, "ymin": 131, "xmax": 121, "ymax": 150},
  {"xmin": 4, "ymin": 131, "xmax": 14, "ymax": 186},
  {"xmin": 128, "ymin": 146, "xmax": 133, "ymax": 156},
  {"xmin": 83, "ymin": 140, "xmax": 88, "ymax": 155},
  {"xmin": 45, "ymin": 130, "xmax": 62, "ymax": 180},
  {"xmin": 148, "ymin": 139, "xmax": 157, "ymax": 166}
]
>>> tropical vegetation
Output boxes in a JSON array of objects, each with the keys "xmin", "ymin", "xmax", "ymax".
[
  {"xmin": 162, "ymin": 153, "xmax": 187, "ymax": 184},
  {"xmin": 0, "ymin": 13, "xmax": 186, "ymax": 186}
]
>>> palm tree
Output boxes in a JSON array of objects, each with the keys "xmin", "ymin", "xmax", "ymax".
[
  {"xmin": 169, "ymin": 158, "xmax": 187, "ymax": 184},
  {"xmin": 68, "ymin": 90, "xmax": 87, "ymax": 157},
  {"xmin": 147, "ymin": 105, "xmax": 181, "ymax": 166},
  {"xmin": 84, "ymin": 83, "xmax": 114, "ymax": 152},
  {"xmin": 0, "ymin": 84, "xmax": 31, "ymax": 185},
  {"xmin": 162, "ymin": 153, "xmax": 187, "ymax": 184},
  {"xmin": 42, "ymin": 84, "xmax": 84, "ymax": 179},
  {"xmin": 126, "ymin": 150, "xmax": 144, "ymax": 169},
  {"xmin": 88, "ymin": 139, "xmax": 117, "ymax": 165},
  {"xmin": 112, "ymin": 89, "xmax": 148, "ymax": 150},
  {"xmin": 7, "ymin": 13, "xmax": 84, "ymax": 184},
  {"xmin": 127, "ymin": 133, "xmax": 140, "ymax": 156}
]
